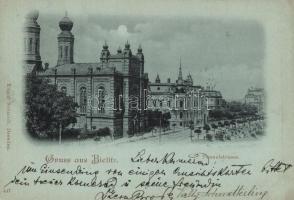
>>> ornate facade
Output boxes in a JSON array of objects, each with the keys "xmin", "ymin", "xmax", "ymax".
[
  {"xmin": 24, "ymin": 10, "xmax": 42, "ymax": 73},
  {"xmin": 24, "ymin": 12, "xmax": 148, "ymax": 138},
  {"xmin": 148, "ymin": 65, "xmax": 209, "ymax": 128},
  {"xmin": 24, "ymin": 11, "xmax": 225, "ymax": 136}
]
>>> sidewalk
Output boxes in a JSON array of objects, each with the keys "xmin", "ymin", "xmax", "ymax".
[{"xmin": 112, "ymin": 127, "xmax": 184, "ymax": 145}]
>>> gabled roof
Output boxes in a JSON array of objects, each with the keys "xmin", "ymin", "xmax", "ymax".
[{"xmin": 38, "ymin": 63, "xmax": 120, "ymax": 76}]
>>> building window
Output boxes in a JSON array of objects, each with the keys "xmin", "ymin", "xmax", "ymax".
[
  {"xmin": 159, "ymin": 100, "xmax": 163, "ymax": 107},
  {"xmin": 157, "ymin": 87, "xmax": 160, "ymax": 90},
  {"xmin": 35, "ymin": 40, "xmax": 39, "ymax": 54},
  {"xmin": 153, "ymin": 99, "xmax": 157, "ymax": 107},
  {"xmin": 80, "ymin": 87, "xmax": 87, "ymax": 114},
  {"xmin": 61, "ymin": 86, "xmax": 67, "ymax": 95},
  {"xmin": 29, "ymin": 38, "xmax": 33, "ymax": 52},
  {"xmin": 180, "ymin": 112, "xmax": 183, "ymax": 119},
  {"xmin": 59, "ymin": 46, "xmax": 63, "ymax": 58},
  {"xmin": 65, "ymin": 46, "xmax": 69, "ymax": 59},
  {"xmin": 180, "ymin": 100, "xmax": 184, "ymax": 108},
  {"xmin": 167, "ymin": 100, "xmax": 171, "ymax": 107},
  {"xmin": 97, "ymin": 86, "xmax": 105, "ymax": 113}
]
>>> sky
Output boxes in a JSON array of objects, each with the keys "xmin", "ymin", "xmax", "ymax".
[{"xmin": 37, "ymin": 13, "xmax": 265, "ymax": 101}]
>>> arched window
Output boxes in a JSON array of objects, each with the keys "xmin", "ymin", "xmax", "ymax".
[
  {"xmin": 61, "ymin": 86, "xmax": 67, "ymax": 95},
  {"xmin": 35, "ymin": 40, "xmax": 39, "ymax": 54},
  {"xmin": 97, "ymin": 86, "xmax": 105, "ymax": 113},
  {"xmin": 153, "ymin": 99, "xmax": 157, "ymax": 107},
  {"xmin": 80, "ymin": 87, "xmax": 87, "ymax": 114},
  {"xmin": 65, "ymin": 46, "xmax": 69, "ymax": 59},
  {"xmin": 59, "ymin": 46, "xmax": 63, "ymax": 58},
  {"xmin": 167, "ymin": 100, "xmax": 171, "ymax": 107},
  {"xmin": 29, "ymin": 38, "xmax": 33, "ymax": 52}
]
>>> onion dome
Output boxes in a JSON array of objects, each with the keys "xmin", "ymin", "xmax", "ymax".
[
  {"xmin": 25, "ymin": 10, "xmax": 40, "ymax": 28},
  {"xmin": 123, "ymin": 41, "xmax": 132, "ymax": 57},
  {"xmin": 103, "ymin": 41, "xmax": 109, "ymax": 50},
  {"xmin": 117, "ymin": 46, "xmax": 122, "ymax": 53},
  {"xmin": 26, "ymin": 10, "xmax": 39, "ymax": 21},
  {"xmin": 138, "ymin": 44, "xmax": 143, "ymax": 53},
  {"xmin": 136, "ymin": 44, "xmax": 144, "ymax": 62},
  {"xmin": 59, "ymin": 12, "xmax": 73, "ymax": 31},
  {"xmin": 125, "ymin": 40, "xmax": 130, "ymax": 49},
  {"xmin": 101, "ymin": 41, "xmax": 110, "ymax": 60}
]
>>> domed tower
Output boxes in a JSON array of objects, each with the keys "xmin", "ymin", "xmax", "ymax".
[
  {"xmin": 136, "ymin": 44, "xmax": 144, "ymax": 62},
  {"xmin": 136, "ymin": 44, "xmax": 144, "ymax": 76},
  {"xmin": 100, "ymin": 41, "xmax": 110, "ymax": 63},
  {"xmin": 24, "ymin": 10, "xmax": 42, "ymax": 73},
  {"xmin": 57, "ymin": 12, "xmax": 74, "ymax": 66},
  {"xmin": 123, "ymin": 41, "xmax": 132, "ymax": 57},
  {"xmin": 117, "ymin": 46, "xmax": 122, "ymax": 54}
]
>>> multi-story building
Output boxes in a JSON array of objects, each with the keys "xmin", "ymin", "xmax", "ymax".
[
  {"xmin": 201, "ymin": 87, "xmax": 225, "ymax": 110},
  {"xmin": 24, "ymin": 11, "xmax": 226, "ymax": 136},
  {"xmin": 24, "ymin": 11, "xmax": 149, "ymax": 138},
  {"xmin": 148, "ymin": 65, "xmax": 209, "ymax": 128},
  {"xmin": 244, "ymin": 87, "xmax": 265, "ymax": 115}
]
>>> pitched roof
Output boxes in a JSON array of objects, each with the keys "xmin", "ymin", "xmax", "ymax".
[{"xmin": 39, "ymin": 63, "xmax": 119, "ymax": 76}]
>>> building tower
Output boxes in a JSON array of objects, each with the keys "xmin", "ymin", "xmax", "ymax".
[
  {"xmin": 186, "ymin": 73, "xmax": 193, "ymax": 85},
  {"xmin": 178, "ymin": 58, "xmax": 183, "ymax": 81},
  {"xmin": 117, "ymin": 46, "xmax": 122, "ymax": 54},
  {"xmin": 123, "ymin": 41, "xmax": 132, "ymax": 57},
  {"xmin": 57, "ymin": 12, "xmax": 74, "ymax": 66},
  {"xmin": 100, "ymin": 41, "xmax": 110, "ymax": 63},
  {"xmin": 177, "ymin": 58, "xmax": 183, "ymax": 85},
  {"xmin": 137, "ymin": 44, "xmax": 144, "ymax": 65},
  {"xmin": 24, "ymin": 10, "xmax": 42, "ymax": 73},
  {"xmin": 155, "ymin": 74, "xmax": 161, "ymax": 83}
]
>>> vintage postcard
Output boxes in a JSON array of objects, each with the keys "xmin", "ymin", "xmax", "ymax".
[{"xmin": 0, "ymin": 0, "xmax": 294, "ymax": 199}]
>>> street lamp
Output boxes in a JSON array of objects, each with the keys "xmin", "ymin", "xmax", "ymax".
[
  {"xmin": 189, "ymin": 120, "xmax": 194, "ymax": 142},
  {"xmin": 133, "ymin": 114, "xmax": 138, "ymax": 136},
  {"xmin": 159, "ymin": 113, "xmax": 162, "ymax": 143},
  {"xmin": 59, "ymin": 123, "xmax": 62, "ymax": 144}
]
